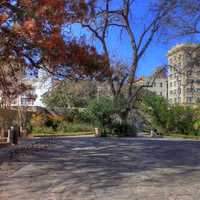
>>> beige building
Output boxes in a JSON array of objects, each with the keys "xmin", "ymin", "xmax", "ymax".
[
  {"xmin": 136, "ymin": 70, "xmax": 168, "ymax": 98},
  {"xmin": 168, "ymin": 44, "xmax": 200, "ymax": 104},
  {"xmin": 143, "ymin": 77, "xmax": 168, "ymax": 98}
]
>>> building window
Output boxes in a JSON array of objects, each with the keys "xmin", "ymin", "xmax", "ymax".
[
  {"xmin": 196, "ymin": 79, "xmax": 200, "ymax": 84},
  {"xmin": 160, "ymin": 83, "xmax": 163, "ymax": 87},
  {"xmin": 160, "ymin": 92, "xmax": 162, "ymax": 96},
  {"xmin": 187, "ymin": 88, "xmax": 193, "ymax": 93},
  {"xmin": 21, "ymin": 98, "xmax": 34, "ymax": 106},
  {"xmin": 12, "ymin": 100, "xmax": 17, "ymax": 105},
  {"xmin": 21, "ymin": 98, "xmax": 27, "ymax": 106},
  {"xmin": 196, "ymin": 88, "xmax": 200, "ymax": 93},
  {"xmin": 170, "ymin": 82, "xmax": 173, "ymax": 87},
  {"xmin": 174, "ymin": 81, "xmax": 176, "ymax": 87},
  {"xmin": 153, "ymin": 82, "xmax": 156, "ymax": 87},
  {"xmin": 187, "ymin": 97, "xmax": 193, "ymax": 103}
]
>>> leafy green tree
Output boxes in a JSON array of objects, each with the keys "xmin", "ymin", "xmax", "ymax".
[
  {"xmin": 43, "ymin": 83, "xmax": 71, "ymax": 112},
  {"xmin": 83, "ymin": 97, "xmax": 115, "ymax": 131},
  {"xmin": 143, "ymin": 92, "xmax": 200, "ymax": 135},
  {"xmin": 80, "ymin": 96, "xmax": 136, "ymax": 136},
  {"xmin": 143, "ymin": 94, "xmax": 170, "ymax": 131},
  {"xmin": 42, "ymin": 80, "xmax": 97, "ymax": 114},
  {"xmin": 171, "ymin": 106, "xmax": 196, "ymax": 134}
]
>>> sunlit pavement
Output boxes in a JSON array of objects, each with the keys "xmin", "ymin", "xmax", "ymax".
[{"xmin": 1, "ymin": 136, "xmax": 200, "ymax": 200}]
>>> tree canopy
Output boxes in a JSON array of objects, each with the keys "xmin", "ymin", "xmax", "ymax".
[
  {"xmin": 0, "ymin": 0, "xmax": 108, "ymax": 100},
  {"xmin": 1, "ymin": 0, "xmax": 198, "ymax": 109},
  {"xmin": 42, "ymin": 80, "xmax": 97, "ymax": 111}
]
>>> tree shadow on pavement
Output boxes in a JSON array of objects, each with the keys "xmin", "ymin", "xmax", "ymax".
[{"xmin": 1, "ymin": 137, "xmax": 200, "ymax": 199}]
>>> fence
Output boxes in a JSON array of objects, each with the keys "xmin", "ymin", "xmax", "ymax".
[
  {"xmin": 0, "ymin": 108, "xmax": 29, "ymax": 145},
  {"xmin": 0, "ymin": 126, "xmax": 28, "ymax": 145}
]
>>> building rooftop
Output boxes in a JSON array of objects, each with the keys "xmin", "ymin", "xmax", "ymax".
[{"xmin": 168, "ymin": 43, "xmax": 200, "ymax": 57}]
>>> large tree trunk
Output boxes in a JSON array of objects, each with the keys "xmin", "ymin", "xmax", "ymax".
[{"xmin": 119, "ymin": 110, "xmax": 129, "ymax": 124}]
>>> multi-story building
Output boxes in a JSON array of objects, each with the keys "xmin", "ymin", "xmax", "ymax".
[
  {"xmin": 143, "ymin": 77, "xmax": 168, "ymax": 98},
  {"xmin": 97, "ymin": 81, "xmax": 112, "ymax": 99},
  {"xmin": 168, "ymin": 44, "xmax": 200, "ymax": 104},
  {"xmin": 97, "ymin": 77, "xmax": 168, "ymax": 99},
  {"xmin": 136, "ymin": 67, "xmax": 168, "ymax": 99}
]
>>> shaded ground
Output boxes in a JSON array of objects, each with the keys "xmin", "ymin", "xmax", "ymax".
[{"xmin": 1, "ymin": 137, "xmax": 200, "ymax": 200}]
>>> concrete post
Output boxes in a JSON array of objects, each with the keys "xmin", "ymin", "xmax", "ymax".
[
  {"xmin": 7, "ymin": 129, "xmax": 11, "ymax": 143},
  {"xmin": 13, "ymin": 126, "xmax": 19, "ymax": 145},
  {"xmin": 20, "ymin": 126, "xmax": 23, "ymax": 137},
  {"xmin": 95, "ymin": 128, "xmax": 101, "ymax": 137},
  {"xmin": 11, "ymin": 126, "xmax": 15, "ymax": 144},
  {"xmin": 1, "ymin": 127, "xmax": 5, "ymax": 138}
]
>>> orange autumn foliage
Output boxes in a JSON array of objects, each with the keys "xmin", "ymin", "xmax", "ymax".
[
  {"xmin": 0, "ymin": 0, "xmax": 109, "ymax": 100},
  {"xmin": 0, "ymin": 13, "xmax": 8, "ymax": 24}
]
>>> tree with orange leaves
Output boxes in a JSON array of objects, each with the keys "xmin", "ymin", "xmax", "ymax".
[{"xmin": 0, "ymin": 0, "xmax": 107, "ymax": 101}]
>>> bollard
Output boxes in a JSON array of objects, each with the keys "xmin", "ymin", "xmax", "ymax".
[
  {"xmin": 20, "ymin": 126, "xmax": 23, "ymax": 137},
  {"xmin": 95, "ymin": 128, "xmax": 101, "ymax": 137},
  {"xmin": 1, "ymin": 127, "xmax": 5, "ymax": 138},
  {"xmin": 13, "ymin": 126, "xmax": 19, "ymax": 145},
  {"xmin": 11, "ymin": 126, "xmax": 15, "ymax": 144},
  {"xmin": 7, "ymin": 129, "xmax": 11, "ymax": 143},
  {"xmin": 10, "ymin": 126, "xmax": 18, "ymax": 145}
]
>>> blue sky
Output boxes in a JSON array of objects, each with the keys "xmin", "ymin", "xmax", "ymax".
[{"xmin": 67, "ymin": 0, "xmax": 199, "ymax": 77}]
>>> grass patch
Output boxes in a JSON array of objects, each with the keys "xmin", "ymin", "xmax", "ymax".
[
  {"xmin": 30, "ymin": 123, "xmax": 94, "ymax": 136},
  {"xmin": 32, "ymin": 131, "xmax": 95, "ymax": 137},
  {"xmin": 30, "ymin": 122, "xmax": 95, "ymax": 137},
  {"xmin": 166, "ymin": 133, "xmax": 200, "ymax": 140},
  {"xmin": 58, "ymin": 122, "xmax": 94, "ymax": 133}
]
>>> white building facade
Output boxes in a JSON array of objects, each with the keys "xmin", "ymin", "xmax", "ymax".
[{"xmin": 11, "ymin": 69, "xmax": 52, "ymax": 107}]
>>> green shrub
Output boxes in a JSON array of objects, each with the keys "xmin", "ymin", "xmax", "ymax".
[
  {"xmin": 143, "ymin": 94, "xmax": 170, "ymax": 131},
  {"xmin": 79, "ymin": 97, "xmax": 137, "ymax": 136},
  {"xmin": 110, "ymin": 122, "xmax": 137, "ymax": 137},
  {"xmin": 86, "ymin": 97, "xmax": 115, "ymax": 129},
  {"xmin": 143, "ymin": 94, "xmax": 200, "ymax": 135},
  {"xmin": 32, "ymin": 126, "xmax": 54, "ymax": 134},
  {"xmin": 77, "ymin": 109, "xmax": 94, "ymax": 124},
  {"xmin": 58, "ymin": 122, "xmax": 94, "ymax": 133},
  {"xmin": 171, "ymin": 105, "xmax": 196, "ymax": 135},
  {"xmin": 31, "ymin": 122, "xmax": 94, "ymax": 134}
]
